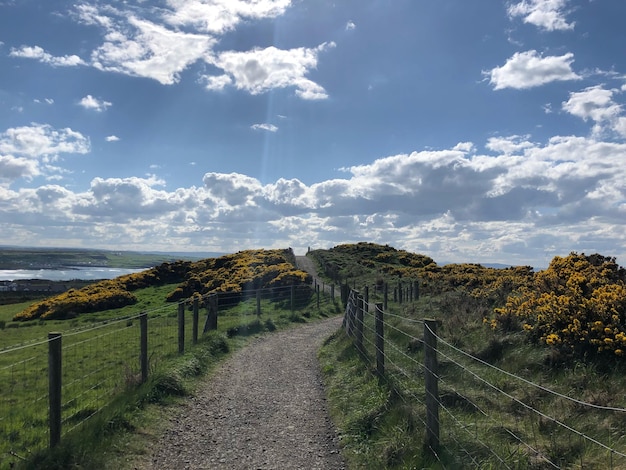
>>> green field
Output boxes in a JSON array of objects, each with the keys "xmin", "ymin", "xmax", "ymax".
[{"xmin": 0, "ymin": 247, "xmax": 200, "ymax": 270}]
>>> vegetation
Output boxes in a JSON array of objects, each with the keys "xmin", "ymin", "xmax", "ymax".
[
  {"xmin": 13, "ymin": 248, "xmax": 309, "ymax": 321},
  {"xmin": 4, "ymin": 242, "xmax": 626, "ymax": 468},
  {"xmin": 0, "ymin": 246, "xmax": 188, "ymax": 270},
  {"xmin": 0, "ymin": 247, "xmax": 339, "ymax": 470},
  {"xmin": 493, "ymin": 252, "xmax": 626, "ymax": 359},
  {"xmin": 314, "ymin": 243, "xmax": 626, "ymax": 468}
]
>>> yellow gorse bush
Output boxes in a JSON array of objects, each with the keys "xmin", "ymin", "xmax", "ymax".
[
  {"xmin": 14, "ymin": 248, "xmax": 309, "ymax": 321},
  {"xmin": 493, "ymin": 253, "xmax": 626, "ymax": 358}
]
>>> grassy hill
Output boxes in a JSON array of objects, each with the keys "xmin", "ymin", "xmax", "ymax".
[
  {"xmin": 12, "ymin": 248, "xmax": 309, "ymax": 321},
  {"xmin": 312, "ymin": 243, "xmax": 626, "ymax": 468}
]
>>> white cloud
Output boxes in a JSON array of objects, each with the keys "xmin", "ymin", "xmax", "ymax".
[
  {"xmin": 90, "ymin": 15, "xmax": 215, "ymax": 85},
  {"xmin": 0, "ymin": 124, "xmax": 90, "ymax": 183},
  {"xmin": 508, "ymin": 0, "xmax": 575, "ymax": 31},
  {"xmin": 562, "ymin": 86, "xmax": 622, "ymax": 122},
  {"xmin": 79, "ymin": 95, "xmax": 112, "ymax": 112},
  {"xmin": 9, "ymin": 45, "xmax": 85, "ymax": 67},
  {"xmin": 1, "ymin": 135, "xmax": 626, "ymax": 265},
  {"xmin": 345, "ymin": 20, "xmax": 356, "ymax": 31},
  {"xmin": 251, "ymin": 123, "xmax": 278, "ymax": 132},
  {"xmin": 201, "ymin": 74, "xmax": 233, "ymax": 91},
  {"xmin": 12, "ymin": 2, "xmax": 331, "ymax": 99},
  {"xmin": 105, "ymin": 135, "xmax": 120, "ymax": 142},
  {"xmin": 0, "ymin": 124, "xmax": 90, "ymax": 158},
  {"xmin": 163, "ymin": 0, "xmax": 292, "ymax": 34},
  {"xmin": 204, "ymin": 42, "xmax": 335, "ymax": 99},
  {"xmin": 486, "ymin": 50, "xmax": 580, "ymax": 90}
]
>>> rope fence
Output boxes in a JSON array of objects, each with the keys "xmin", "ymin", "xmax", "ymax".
[{"xmin": 343, "ymin": 288, "xmax": 626, "ymax": 468}]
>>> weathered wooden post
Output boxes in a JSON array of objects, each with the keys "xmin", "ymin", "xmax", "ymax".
[
  {"xmin": 375, "ymin": 303, "xmax": 384, "ymax": 379},
  {"xmin": 331, "ymin": 284, "xmax": 335, "ymax": 301},
  {"xmin": 364, "ymin": 285, "xmax": 369, "ymax": 313},
  {"xmin": 178, "ymin": 302, "xmax": 185, "ymax": 354},
  {"xmin": 424, "ymin": 319, "xmax": 440, "ymax": 452},
  {"xmin": 384, "ymin": 283, "xmax": 388, "ymax": 310},
  {"xmin": 398, "ymin": 281, "xmax": 403, "ymax": 304},
  {"xmin": 48, "ymin": 332, "xmax": 62, "ymax": 448},
  {"xmin": 414, "ymin": 279, "xmax": 420, "ymax": 300},
  {"xmin": 256, "ymin": 289, "xmax": 261, "ymax": 316},
  {"xmin": 355, "ymin": 293, "xmax": 364, "ymax": 355},
  {"xmin": 140, "ymin": 312, "xmax": 148, "ymax": 383},
  {"xmin": 317, "ymin": 284, "xmax": 320, "ymax": 310},
  {"xmin": 192, "ymin": 297, "xmax": 199, "ymax": 344},
  {"xmin": 203, "ymin": 294, "xmax": 218, "ymax": 333}
]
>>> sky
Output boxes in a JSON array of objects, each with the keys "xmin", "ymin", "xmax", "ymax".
[{"xmin": 1, "ymin": 0, "xmax": 626, "ymax": 269}]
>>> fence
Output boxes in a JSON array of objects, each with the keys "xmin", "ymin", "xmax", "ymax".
[
  {"xmin": 343, "ymin": 288, "xmax": 626, "ymax": 468},
  {"xmin": 0, "ymin": 282, "xmax": 333, "ymax": 469}
]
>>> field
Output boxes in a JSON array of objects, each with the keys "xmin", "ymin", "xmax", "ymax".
[
  {"xmin": 0, "ymin": 246, "xmax": 198, "ymax": 270},
  {"xmin": 0, "ymin": 248, "xmax": 340, "ymax": 469},
  {"xmin": 312, "ymin": 243, "xmax": 626, "ymax": 469},
  {"xmin": 3, "ymin": 243, "xmax": 626, "ymax": 468}
]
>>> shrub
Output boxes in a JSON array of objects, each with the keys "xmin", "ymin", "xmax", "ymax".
[{"xmin": 492, "ymin": 253, "xmax": 626, "ymax": 359}]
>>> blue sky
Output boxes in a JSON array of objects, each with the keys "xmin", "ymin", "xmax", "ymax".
[{"xmin": 1, "ymin": 0, "xmax": 626, "ymax": 268}]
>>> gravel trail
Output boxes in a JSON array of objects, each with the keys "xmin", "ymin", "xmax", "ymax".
[{"xmin": 136, "ymin": 315, "xmax": 346, "ymax": 470}]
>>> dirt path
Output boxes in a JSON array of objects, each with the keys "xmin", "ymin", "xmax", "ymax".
[
  {"xmin": 134, "ymin": 316, "xmax": 345, "ymax": 469},
  {"xmin": 296, "ymin": 255, "xmax": 332, "ymax": 294}
]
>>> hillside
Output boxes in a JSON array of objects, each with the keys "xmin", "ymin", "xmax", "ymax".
[{"xmin": 13, "ymin": 248, "xmax": 310, "ymax": 321}]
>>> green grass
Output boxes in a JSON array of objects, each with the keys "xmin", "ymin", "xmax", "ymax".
[
  {"xmin": 320, "ymin": 289, "xmax": 626, "ymax": 469},
  {"xmin": 0, "ymin": 283, "xmax": 342, "ymax": 470}
]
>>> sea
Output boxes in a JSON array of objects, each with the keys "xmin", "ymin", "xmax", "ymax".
[{"xmin": 0, "ymin": 267, "xmax": 147, "ymax": 282}]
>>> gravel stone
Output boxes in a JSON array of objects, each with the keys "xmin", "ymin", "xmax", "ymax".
[{"xmin": 135, "ymin": 316, "xmax": 346, "ymax": 470}]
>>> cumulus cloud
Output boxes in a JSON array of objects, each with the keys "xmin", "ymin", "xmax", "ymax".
[
  {"xmin": 486, "ymin": 50, "xmax": 580, "ymax": 90},
  {"xmin": 1, "ymin": 134, "xmax": 625, "ymax": 265},
  {"xmin": 345, "ymin": 20, "xmax": 356, "ymax": 31},
  {"xmin": 163, "ymin": 0, "xmax": 292, "ymax": 34},
  {"xmin": 251, "ymin": 123, "xmax": 278, "ymax": 132},
  {"xmin": 508, "ymin": 0, "xmax": 575, "ymax": 31},
  {"xmin": 0, "ymin": 124, "xmax": 90, "ymax": 183},
  {"xmin": 9, "ymin": 45, "xmax": 86, "ymax": 66},
  {"xmin": 105, "ymin": 135, "xmax": 120, "ymax": 142},
  {"xmin": 562, "ymin": 85, "xmax": 626, "ymax": 137},
  {"xmin": 204, "ymin": 43, "xmax": 335, "ymax": 99},
  {"xmin": 79, "ymin": 95, "xmax": 112, "ymax": 112}
]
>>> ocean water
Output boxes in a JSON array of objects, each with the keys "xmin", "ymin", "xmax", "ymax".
[{"xmin": 0, "ymin": 267, "xmax": 146, "ymax": 282}]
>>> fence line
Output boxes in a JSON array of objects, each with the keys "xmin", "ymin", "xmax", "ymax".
[
  {"xmin": 0, "ymin": 281, "xmax": 335, "ymax": 469},
  {"xmin": 342, "ymin": 287, "xmax": 626, "ymax": 468}
]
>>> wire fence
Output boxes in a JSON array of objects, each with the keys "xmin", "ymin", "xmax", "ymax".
[
  {"xmin": 343, "ymin": 288, "xmax": 626, "ymax": 469},
  {"xmin": 0, "ymin": 281, "xmax": 333, "ymax": 469}
]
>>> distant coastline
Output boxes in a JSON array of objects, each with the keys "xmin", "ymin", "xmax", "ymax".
[{"xmin": 0, "ymin": 267, "xmax": 146, "ymax": 282}]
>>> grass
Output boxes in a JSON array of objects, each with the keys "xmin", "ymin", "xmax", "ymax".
[
  {"xmin": 317, "ymin": 282, "xmax": 626, "ymax": 468},
  {"xmin": 0, "ymin": 282, "xmax": 343, "ymax": 470}
]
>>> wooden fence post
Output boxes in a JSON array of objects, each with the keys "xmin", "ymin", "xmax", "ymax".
[
  {"xmin": 331, "ymin": 284, "xmax": 335, "ymax": 301},
  {"xmin": 317, "ymin": 284, "xmax": 320, "ymax": 310},
  {"xmin": 140, "ymin": 312, "xmax": 148, "ymax": 383},
  {"xmin": 178, "ymin": 303, "xmax": 185, "ymax": 354},
  {"xmin": 192, "ymin": 297, "xmax": 199, "ymax": 344},
  {"xmin": 290, "ymin": 284, "xmax": 295, "ymax": 312},
  {"xmin": 256, "ymin": 290, "xmax": 261, "ymax": 316},
  {"xmin": 203, "ymin": 294, "xmax": 218, "ymax": 333},
  {"xmin": 414, "ymin": 279, "xmax": 420, "ymax": 300},
  {"xmin": 48, "ymin": 332, "xmax": 62, "ymax": 448},
  {"xmin": 384, "ymin": 283, "xmax": 388, "ymax": 310},
  {"xmin": 424, "ymin": 319, "xmax": 440, "ymax": 452},
  {"xmin": 375, "ymin": 303, "xmax": 384, "ymax": 379},
  {"xmin": 398, "ymin": 281, "xmax": 403, "ymax": 304},
  {"xmin": 355, "ymin": 294, "xmax": 364, "ymax": 355},
  {"xmin": 364, "ymin": 285, "xmax": 369, "ymax": 313}
]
